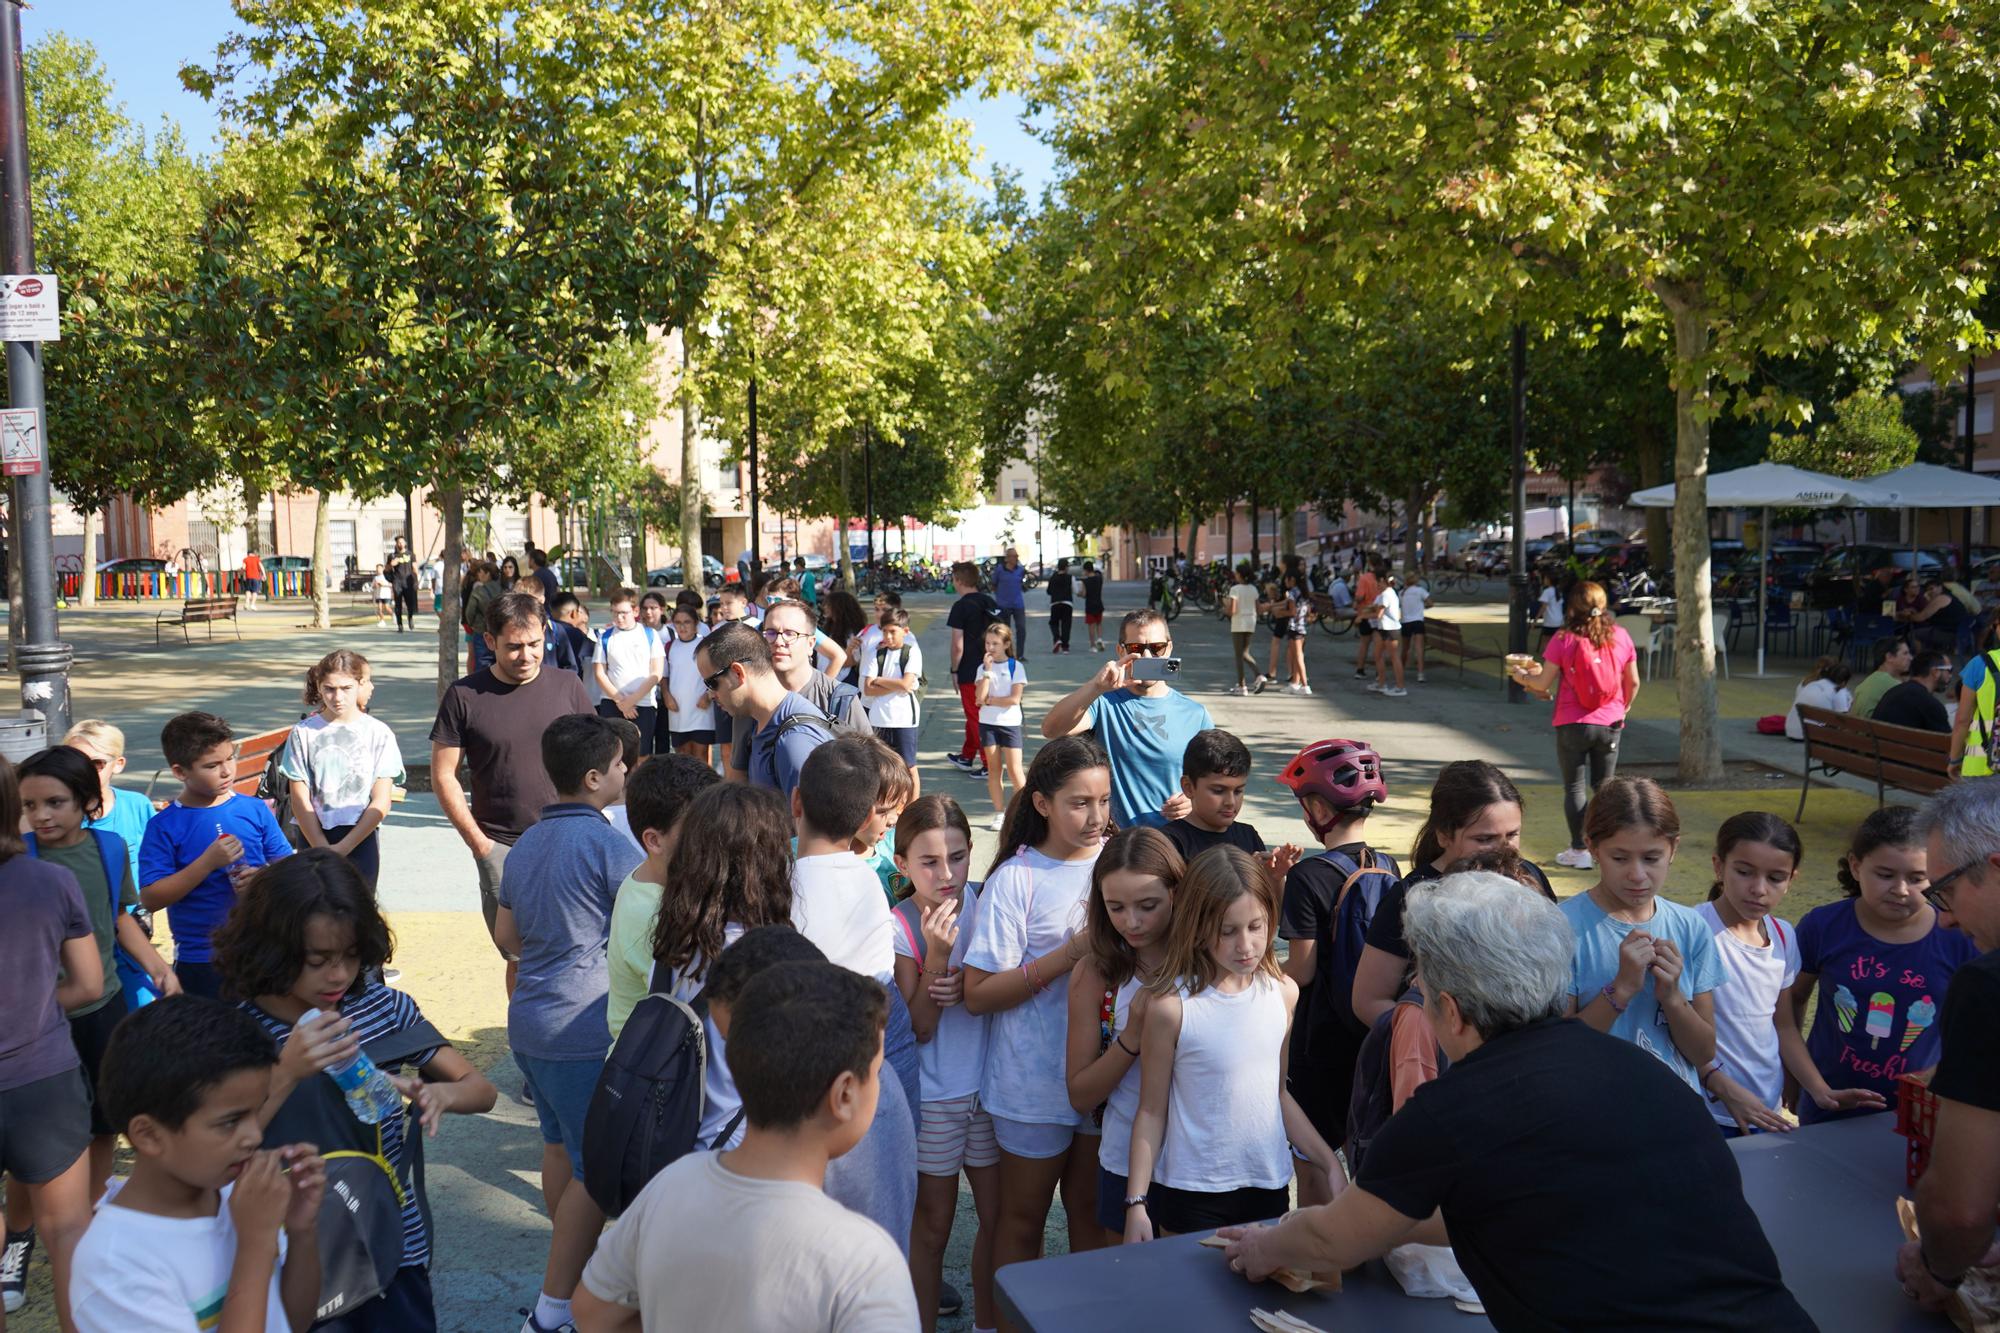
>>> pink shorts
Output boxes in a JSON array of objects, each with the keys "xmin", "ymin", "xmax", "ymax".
[{"xmin": 916, "ymin": 1093, "xmax": 1000, "ymax": 1176}]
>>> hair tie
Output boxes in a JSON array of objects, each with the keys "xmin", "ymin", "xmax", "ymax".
[{"xmin": 1588, "ymin": 607, "xmax": 1603, "ymax": 618}]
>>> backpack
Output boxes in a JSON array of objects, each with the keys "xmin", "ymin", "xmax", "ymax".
[
  {"xmin": 773, "ymin": 682, "xmax": 874, "ymax": 744},
  {"xmin": 1303, "ymin": 846, "xmax": 1399, "ymax": 1031},
  {"xmin": 256, "ymin": 744, "xmax": 306, "ymax": 852},
  {"xmin": 25, "ymin": 829, "xmax": 158, "ymax": 1009},
  {"xmin": 1345, "ymin": 992, "xmax": 1448, "ymax": 1178},
  {"xmin": 1977, "ymin": 652, "xmax": 2000, "ymax": 771},
  {"xmin": 1561, "ymin": 629, "xmax": 1625, "ymax": 714},
  {"xmin": 582, "ymin": 973, "xmax": 744, "ymax": 1218}
]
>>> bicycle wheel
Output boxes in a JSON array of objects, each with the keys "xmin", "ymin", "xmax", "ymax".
[
  {"xmin": 1319, "ymin": 611, "xmax": 1352, "ymax": 637},
  {"xmin": 1163, "ymin": 591, "xmax": 1183, "ymax": 622}
]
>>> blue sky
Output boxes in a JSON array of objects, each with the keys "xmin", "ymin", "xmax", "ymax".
[{"xmin": 25, "ymin": 2, "xmax": 1055, "ymax": 198}]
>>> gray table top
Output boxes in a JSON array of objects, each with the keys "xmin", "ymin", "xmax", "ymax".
[{"xmin": 996, "ymin": 1114, "xmax": 1953, "ymax": 1332}]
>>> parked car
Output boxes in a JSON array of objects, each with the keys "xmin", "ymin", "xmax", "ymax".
[
  {"xmin": 648, "ymin": 555, "xmax": 726, "ymax": 589},
  {"xmin": 557, "ymin": 552, "xmax": 631, "ymax": 589},
  {"xmin": 264, "ymin": 555, "xmax": 313, "ymax": 572},
  {"xmin": 1571, "ymin": 527, "xmax": 1625, "ymax": 549},
  {"xmin": 1804, "ymin": 544, "xmax": 1944, "ymax": 609},
  {"xmin": 98, "ymin": 557, "xmax": 169, "ymax": 575},
  {"xmin": 1716, "ymin": 544, "xmax": 1820, "ymax": 599}
]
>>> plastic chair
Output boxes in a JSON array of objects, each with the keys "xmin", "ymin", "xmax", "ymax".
[
  {"xmin": 1762, "ymin": 598, "xmax": 1799, "ymax": 657},
  {"xmin": 1817, "ymin": 606, "xmax": 1852, "ymax": 660},
  {"xmin": 1850, "ymin": 614, "xmax": 1897, "ymax": 673},
  {"xmin": 1616, "ymin": 615, "xmax": 1663, "ymax": 680},
  {"xmin": 1709, "ymin": 610, "xmax": 1731, "ymax": 679}
]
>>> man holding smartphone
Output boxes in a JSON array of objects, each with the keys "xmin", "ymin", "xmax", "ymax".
[{"xmin": 1041, "ymin": 607, "xmax": 1213, "ymax": 828}]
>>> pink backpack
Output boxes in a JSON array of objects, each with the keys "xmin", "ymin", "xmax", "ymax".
[{"xmin": 1563, "ymin": 630, "xmax": 1625, "ymax": 713}]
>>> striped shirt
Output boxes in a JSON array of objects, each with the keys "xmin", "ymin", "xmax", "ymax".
[{"xmin": 244, "ymin": 984, "xmax": 441, "ymax": 1268}]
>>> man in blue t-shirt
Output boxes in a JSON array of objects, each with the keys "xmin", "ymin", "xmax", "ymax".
[
  {"xmin": 992, "ymin": 547, "xmax": 1029, "ymax": 662},
  {"xmin": 699, "ymin": 621, "xmax": 833, "ymax": 799},
  {"xmin": 1041, "ymin": 607, "xmax": 1212, "ymax": 828}
]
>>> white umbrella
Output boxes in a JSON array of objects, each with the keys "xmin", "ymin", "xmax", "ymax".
[
  {"xmin": 1628, "ymin": 463, "xmax": 1901, "ymax": 675},
  {"xmin": 1865, "ymin": 463, "xmax": 2000, "ymax": 575}
]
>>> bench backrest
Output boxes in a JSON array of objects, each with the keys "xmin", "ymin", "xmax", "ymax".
[
  {"xmin": 1873, "ymin": 718, "xmax": 1953, "ymax": 797},
  {"xmin": 231, "ymin": 726, "xmax": 293, "ymax": 799},
  {"xmin": 1796, "ymin": 704, "xmax": 1883, "ymax": 780},
  {"xmin": 183, "ymin": 597, "xmax": 238, "ymax": 618},
  {"xmin": 1797, "ymin": 704, "xmax": 1950, "ymax": 794},
  {"xmin": 1426, "ymin": 619, "xmax": 1465, "ymax": 649}
]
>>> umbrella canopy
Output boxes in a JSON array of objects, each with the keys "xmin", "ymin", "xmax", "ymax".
[
  {"xmin": 1628, "ymin": 462, "xmax": 1900, "ymax": 510},
  {"xmin": 1864, "ymin": 461, "xmax": 2000, "ymax": 509}
]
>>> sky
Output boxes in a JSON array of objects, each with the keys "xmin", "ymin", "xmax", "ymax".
[{"xmin": 24, "ymin": 2, "xmax": 1056, "ymax": 198}]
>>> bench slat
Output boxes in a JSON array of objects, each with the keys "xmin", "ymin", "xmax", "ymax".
[{"xmin": 1797, "ymin": 705, "xmax": 1949, "ymax": 818}]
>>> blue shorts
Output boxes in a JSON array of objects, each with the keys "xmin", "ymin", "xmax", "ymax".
[
  {"xmin": 979, "ymin": 723, "xmax": 1022, "ymax": 750},
  {"xmin": 513, "ymin": 1052, "xmax": 604, "ymax": 1177},
  {"xmin": 875, "ymin": 725, "xmax": 919, "ymax": 767}
]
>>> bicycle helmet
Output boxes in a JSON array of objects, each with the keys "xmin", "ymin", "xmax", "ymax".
[{"xmin": 1278, "ymin": 739, "xmax": 1388, "ymax": 841}]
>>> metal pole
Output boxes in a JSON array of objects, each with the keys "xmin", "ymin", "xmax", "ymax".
[
  {"xmin": 1508, "ymin": 323, "xmax": 1529, "ymax": 705},
  {"xmin": 0, "ymin": 3, "xmax": 68, "ymax": 737},
  {"xmin": 748, "ymin": 370, "xmax": 760, "ymax": 568},
  {"xmin": 863, "ymin": 427, "xmax": 875, "ymax": 568},
  {"xmin": 1966, "ymin": 355, "xmax": 1978, "ymax": 583}
]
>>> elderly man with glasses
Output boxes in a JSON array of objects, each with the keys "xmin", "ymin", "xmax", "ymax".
[
  {"xmin": 1042, "ymin": 607, "xmax": 1213, "ymax": 828},
  {"xmin": 1221, "ymin": 871, "xmax": 1814, "ymax": 1332},
  {"xmin": 1898, "ymin": 779, "xmax": 2000, "ymax": 1311}
]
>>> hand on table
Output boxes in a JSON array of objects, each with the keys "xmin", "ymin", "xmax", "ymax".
[{"xmin": 1218, "ymin": 1223, "xmax": 1277, "ymax": 1281}]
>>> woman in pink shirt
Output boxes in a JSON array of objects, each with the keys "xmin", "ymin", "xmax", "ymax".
[{"xmin": 1506, "ymin": 581, "xmax": 1640, "ymax": 872}]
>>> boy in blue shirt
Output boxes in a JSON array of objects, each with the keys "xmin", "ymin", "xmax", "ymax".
[
  {"xmin": 492, "ymin": 713, "xmax": 641, "ymax": 1333},
  {"xmin": 138, "ymin": 712, "xmax": 293, "ymax": 999}
]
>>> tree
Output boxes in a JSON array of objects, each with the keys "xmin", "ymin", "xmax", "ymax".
[
  {"xmin": 185, "ymin": 0, "xmax": 707, "ymax": 690},
  {"xmin": 1769, "ymin": 391, "xmax": 1921, "ymax": 479}
]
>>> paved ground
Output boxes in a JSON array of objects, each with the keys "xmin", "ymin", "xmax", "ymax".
[{"xmin": 3, "ymin": 580, "xmax": 1898, "ymax": 1329}]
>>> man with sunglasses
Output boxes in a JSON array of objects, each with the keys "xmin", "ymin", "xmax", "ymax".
[
  {"xmin": 702, "ymin": 621, "xmax": 835, "ymax": 799},
  {"xmin": 1900, "ymin": 781, "xmax": 2000, "ymax": 1312},
  {"xmin": 1041, "ymin": 607, "xmax": 1213, "ymax": 828},
  {"xmin": 720, "ymin": 600, "xmax": 869, "ymax": 782}
]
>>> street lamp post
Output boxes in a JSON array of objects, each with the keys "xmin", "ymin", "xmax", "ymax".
[
  {"xmin": 1507, "ymin": 323, "xmax": 1530, "ymax": 706},
  {"xmin": 0, "ymin": 2, "xmax": 70, "ymax": 736}
]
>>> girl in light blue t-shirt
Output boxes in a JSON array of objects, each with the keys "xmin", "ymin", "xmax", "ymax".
[{"xmin": 1562, "ymin": 776, "xmax": 1723, "ymax": 1095}]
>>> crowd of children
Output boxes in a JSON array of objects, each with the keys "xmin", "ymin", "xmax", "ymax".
[{"xmin": 3, "ymin": 568, "xmax": 1995, "ymax": 1333}]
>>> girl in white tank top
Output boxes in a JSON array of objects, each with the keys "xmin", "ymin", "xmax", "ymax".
[
  {"xmin": 1123, "ymin": 846, "xmax": 1340, "ymax": 1243},
  {"xmin": 1065, "ymin": 829, "xmax": 1186, "ymax": 1247}
]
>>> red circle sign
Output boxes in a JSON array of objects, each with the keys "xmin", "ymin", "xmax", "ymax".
[{"xmin": 14, "ymin": 279, "xmax": 41, "ymax": 297}]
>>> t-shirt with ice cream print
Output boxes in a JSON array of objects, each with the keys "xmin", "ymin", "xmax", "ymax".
[{"xmin": 1794, "ymin": 898, "xmax": 1978, "ymax": 1124}]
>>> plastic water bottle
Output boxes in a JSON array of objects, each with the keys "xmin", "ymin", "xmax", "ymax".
[{"xmin": 302, "ymin": 1008, "xmax": 402, "ymax": 1125}]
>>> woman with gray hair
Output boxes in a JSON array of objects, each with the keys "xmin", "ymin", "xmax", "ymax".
[{"xmin": 1222, "ymin": 871, "xmax": 1813, "ymax": 1332}]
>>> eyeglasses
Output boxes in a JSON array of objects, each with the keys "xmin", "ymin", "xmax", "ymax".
[
  {"xmin": 1120, "ymin": 640, "xmax": 1172, "ymax": 656},
  {"xmin": 1923, "ymin": 857, "xmax": 1987, "ymax": 913},
  {"xmin": 701, "ymin": 665, "xmax": 734, "ymax": 692},
  {"xmin": 761, "ymin": 627, "xmax": 812, "ymax": 644}
]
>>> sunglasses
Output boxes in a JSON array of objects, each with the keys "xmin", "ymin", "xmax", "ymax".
[
  {"xmin": 1121, "ymin": 640, "xmax": 1173, "ymax": 656},
  {"xmin": 701, "ymin": 665, "xmax": 734, "ymax": 692}
]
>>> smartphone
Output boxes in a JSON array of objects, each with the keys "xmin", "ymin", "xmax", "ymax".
[{"xmin": 1131, "ymin": 656, "xmax": 1182, "ymax": 681}]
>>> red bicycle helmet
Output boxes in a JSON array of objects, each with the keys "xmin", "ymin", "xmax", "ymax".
[{"xmin": 1279, "ymin": 739, "xmax": 1388, "ymax": 840}]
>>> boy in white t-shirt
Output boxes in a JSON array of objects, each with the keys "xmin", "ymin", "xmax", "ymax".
[
  {"xmin": 1399, "ymin": 579, "xmax": 1432, "ymax": 682},
  {"xmin": 860, "ymin": 608, "xmax": 924, "ymax": 793},
  {"xmin": 575, "ymin": 956, "xmax": 919, "ymax": 1333},
  {"xmin": 790, "ymin": 741, "xmax": 898, "ymax": 989},
  {"xmin": 1225, "ymin": 563, "xmax": 1269, "ymax": 696},
  {"xmin": 69, "ymin": 996, "xmax": 325, "ymax": 1333},
  {"xmin": 594, "ymin": 588, "xmax": 666, "ymax": 755},
  {"xmin": 1367, "ymin": 573, "xmax": 1407, "ymax": 697}
]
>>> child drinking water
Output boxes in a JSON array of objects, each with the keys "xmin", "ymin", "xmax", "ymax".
[
  {"xmin": 1562, "ymin": 777, "xmax": 1723, "ymax": 1093},
  {"xmin": 214, "ymin": 849, "xmax": 497, "ymax": 1331},
  {"xmin": 1065, "ymin": 828, "xmax": 1185, "ymax": 1247},
  {"xmin": 1696, "ymin": 812, "xmax": 1805, "ymax": 1135},
  {"xmin": 1788, "ymin": 806, "xmax": 1976, "ymax": 1123},
  {"xmin": 1123, "ymin": 846, "xmax": 1338, "ymax": 1242},
  {"xmin": 976, "ymin": 623, "xmax": 1028, "ymax": 833},
  {"xmin": 279, "ymin": 650, "xmax": 404, "ymax": 890},
  {"xmin": 890, "ymin": 795, "xmax": 995, "ymax": 1332},
  {"xmin": 962, "ymin": 736, "xmax": 1114, "ymax": 1278}
]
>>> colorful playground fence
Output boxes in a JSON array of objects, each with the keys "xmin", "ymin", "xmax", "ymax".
[{"xmin": 58, "ymin": 569, "xmax": 317, "ymax": 601}]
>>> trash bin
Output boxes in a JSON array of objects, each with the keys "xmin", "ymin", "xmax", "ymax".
[{"xmin": 0, "ymin": 709, "xmax": 46, "ymax": 764}]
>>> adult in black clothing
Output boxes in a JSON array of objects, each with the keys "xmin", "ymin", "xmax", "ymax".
[
  {"xmin": 1872, "ymin": 651, "xmax": 1953, "ymax": 733},
  {"xmin": 944, "ymin": 561, "xmax": 998, "ymax": 770},
  {"xmin": 1223, "ymin": 872, "xmax": 1815, "ymax": 1333},
  {"xmin": 529, "ymin": 545, "xmax": 561, "ymax": 602},
  {"xmin": 1903, "ymin": 781, "xmax": 2000, "ymax": 1310},
  {"xmin": 1855, "ymin": 563, "xmax": 1899, "ymax": 620},
  {"xmin": 1081, "ymin": 559, "xmax": 1107, "ymax": 652},
  {"xmin": 1046, "ymin": 558, "xmax": 1075, "ymax": 653},
  {"xmin": 1910, "ymin": 578, "xmax": 1971, "ymax": 652},
  {"xmin": 389, "ymin": 536, "xmax": 420, "ymax": 632}
]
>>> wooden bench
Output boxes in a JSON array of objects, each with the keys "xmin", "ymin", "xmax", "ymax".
[
  {"xmin": 1424, "ymin": 618, "xmax": 1506, "ymax": 681},
  {"xmin": 156, "ymin": 596, "xmax": 241, "ymax": 646},
  {"xmin": 1309, "ymin": 592, "xmax": 1355, "ymax": 632},
  {"xmin": 1794, "ymin": 704, "xmax": 1952, "ymax": 818},
  {"xmin": 145, "ymin": 725, "xmax": 294, "ymax": 806}
]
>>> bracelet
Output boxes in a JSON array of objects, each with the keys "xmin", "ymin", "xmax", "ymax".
[
  {"xmin": 1699, "ymin": 1059, "xmax": 1724, "ymax": 1087},
  {"xmin": 1600, "ymin": 982, "xmax": 1629, "ymax": 1015},
  {"xmin": 1116, "ymin": 1035, "xmax": 1139, "ymax": 1057},
  {"xmin": 1124, "ymin": 1195, "xmax": 1148, "ymax": 1209}
]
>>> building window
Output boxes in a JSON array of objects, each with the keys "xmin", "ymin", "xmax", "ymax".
[
  {"xmin": 1011, "ymin": 483, "xmax": 1031, "ymax": 501},
  {"xmin": 257, "ymin": 518, "xmax": 278, "ymax": 553},
  {"xmin": 380, "ymin": 519, "xmax": 407, "ymax": 554},
  {"xmin": 1975, "ymin": 392, "xmax": 1996, "ymax": 436},
  {"xmin": 500, "ymin": 515, "xmax": 529, "ymax": 553},
  {"xmin": 329, "ymin": 520, "xmax": 357, "ymax": 567}
]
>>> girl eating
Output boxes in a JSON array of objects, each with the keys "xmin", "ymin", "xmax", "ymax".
[
  {"xmin": 963, "ymin": 736, "xmax": 1114, "ymax": 1279},
  {"xmin": 1065, "ymin": 828, "xmax": 1186, "ymax": 1247},
  {"xmin": 1787, "ymin": 806, "xmax": 1975, "ymax": 1123},
  {"xmin": 1122, "ymin": 846, "xmax": 1337, "ymax": 1242},
  {"xmin": 1561, "ymin": 777, "xmax": 1723, "ymax": 1093}
]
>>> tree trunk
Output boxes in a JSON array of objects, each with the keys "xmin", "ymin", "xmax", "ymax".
[
  {"xmin": 1186, "ymin": 512, "xmax": 1200, "ymax": 565},
  {"xmin": 78, "ymin": 506, "xmax": 98, "ymax": 609},
  {"xmin": 837, "ymin": 436, "xmax": 856, "ymax": 589},
  {"xmin": 243, "ymin": 477, "xmax": 263, "ymax": 554},
  {"xmin": 1665, "ymin": 294, "xmax": 1723, "ymax": 783},
  {"xmin": 676, "ymin": 334, "xmax": 703, "ymax": 592},
  {"xmin": 436, "ymin": 485, "xmax": 465, "ymax": 698},
  {"xmin": 1635, "ymin": 416, "xmax": 1670, "ymax": 558},
  {"xmin": 311, "ymin": 491, "xmax": 332, "ymax": 630},
  {"xmin": 1279, "ymin": 506, "xmax": 1297, "ymax": 568},
  {"xmin": 1225, "ymin": 501, "xmax": 1235, "ymax": 569}
]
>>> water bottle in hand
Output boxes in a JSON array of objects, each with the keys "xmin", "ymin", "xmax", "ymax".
[{"xmin": 302, "ymin": 1008, "xmax": 403, "ymax": 1125}]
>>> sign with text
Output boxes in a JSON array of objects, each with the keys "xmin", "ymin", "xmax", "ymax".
[
  {"xmin": 0, "ymin": 275, "xmax": 59, "ymax": 342},
  {"xmin": 1, "ymin": 408, "xmax": 42, "ymax": 475}
]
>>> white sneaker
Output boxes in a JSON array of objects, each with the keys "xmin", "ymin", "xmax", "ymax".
[
  {"xmin": 1555, "ymin": 847, "xmax": 1594, "ymax": 870},
  {"xmin": 1416, "ymin": 672, "xmax": 1426, "ymax": 683},
  {"xmin": 988, "ymin": 813, "xmax": 1005, "ymax": 831},
  {"xmin": 1383, "ymin": 686, "xmax": 1407, "ymax": 697},
  {"xmin": 1365, "ymin": 681, "xmax": 1384, "ymax": 692},
  {"xmin": 1227, "ymin": 684, "xmax": 1247, "ymax": 696}
]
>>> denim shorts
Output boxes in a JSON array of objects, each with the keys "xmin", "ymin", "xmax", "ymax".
[
  {"xmin": 513, "ymin": 1052, "xmax": 605, "ymax": 1177},
  {"xmin": 979, "ymin": 724, "xmax": 1023, "ymax": 750}
]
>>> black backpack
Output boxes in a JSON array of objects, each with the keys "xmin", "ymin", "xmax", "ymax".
[
  {"xmin": 581, "ymin": 976, "xmax": 743, "ymax": 1218},
  {"xmin": 1345, "ymin": 991, "xmax": 1448, "ymax": 1178}
]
